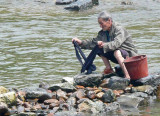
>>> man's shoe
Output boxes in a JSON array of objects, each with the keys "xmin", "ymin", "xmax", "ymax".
[{"xmin": 103, "ymin": 68, "xmax": 114, "ymax": 74}]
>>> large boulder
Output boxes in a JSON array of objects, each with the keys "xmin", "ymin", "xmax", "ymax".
[
  {"xmin": 117, "ymin": 94, "xmax": 147, "ymax": 108},
  {"xmin": 25, "ymin": 88, "xmax": 52, "ymax": 102},
  {"xmin": 0, "ymin": 92, "xmax": 17, "ymax": 106},
  {"xmin": 132, "ymin": 74, "xmax": 160, "ymax": 87},
  {"xmin": 74, "ymin": 73, "xmax": 103, "ymax": 87},
  {"xmin": 104, "ymin": 76, "xmax": 130, "ymax": 90}
]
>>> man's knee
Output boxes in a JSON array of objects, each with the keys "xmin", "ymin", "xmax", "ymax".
[{"xmin": 114, "ymin": 50, "xmax": 122, "ymax": 59}]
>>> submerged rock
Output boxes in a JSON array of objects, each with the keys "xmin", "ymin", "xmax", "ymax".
[
  {"xmin": 74, "ymin": 73, "xmax": 103, "ymax": 87},
  {"xmin": 105, "ymin": 102, "xmax": 120, "ymax": 112},
  {"xmin": 56, "ymin": 0, "xmax": 76, "ymax": 5},
  {"xmin": 65, "ymin": 0, "xmax": 93, "ymax": 11}
]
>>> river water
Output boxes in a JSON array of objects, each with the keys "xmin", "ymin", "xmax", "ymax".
[{"xmin": 0, "ymin": 0, "xmax": 160, "ymax": 115}]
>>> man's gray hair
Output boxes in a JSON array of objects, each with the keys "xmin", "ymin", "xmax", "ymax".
[{"xmin": 98, "ymin": 11, "xmax": 112, "ymax": 21}]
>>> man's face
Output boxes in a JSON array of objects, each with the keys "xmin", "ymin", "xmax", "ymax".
[{"xmin": 98, "ymin": 18, "xmax": 111, "ymax": 31}]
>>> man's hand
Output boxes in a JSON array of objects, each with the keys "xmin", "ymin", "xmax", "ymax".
[
  {"xmin": 72, "ymin": 37, "xmax": 82, "ymax": 45},
  {"xmin": 97, "ymin": 41, "xmax": 104, "ymax": 48}
]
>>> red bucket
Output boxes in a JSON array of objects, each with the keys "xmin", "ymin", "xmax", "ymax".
[{"xmin": 124, "ymin": 55, "xmax": 149, "ymax": 80}]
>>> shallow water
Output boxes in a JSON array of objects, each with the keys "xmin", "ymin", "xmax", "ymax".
[{"xmin": 0, "ymin": 0, "xmax": 160, "ymax": 115}]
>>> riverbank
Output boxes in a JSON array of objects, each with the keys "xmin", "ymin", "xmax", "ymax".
[{"xmin": 1, "ymin": 72, "xmax": 160, "ymax": 116}]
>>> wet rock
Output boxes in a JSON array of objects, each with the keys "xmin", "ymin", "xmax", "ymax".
[
  {"xmin": 44, "ymin": 99, "xmax": 59, "ymax": 105},
  {"xmin": 76, "ymin": 89, "xmax": 86, "ymax": 99},
  {"xmin": 131, "ymin": 85, "xmax": 155, "ymax": 95},
  {"xmin": 96, "ymin": 92, "xmax": 104, "ymax": 99},
  {"xmin": 56, "ymin": 89, "xmax": 68, "ymax": 100},
  {"xmin": 39, "ymin": 82, "xmax": 50, "ymax": 90},
  {"xmin": 86, "ymin": 91, "xmax": 96, "ymax": 99},
  {"xmin": 0, "ymin": 91, "xmax": 17, "ymax": 106},
  {"xmin": 18, "ymin": 112, "xmax": 36, "ymax": 116},
  {"xmin": 117, "ymin": 94, "xmax": 147, "ymax": 108},
  {"xmin": 0, "ymin": 102, "xmax": 8, "ymax": 115},
  {"xmin": 74, "ymin": 73, "xmax": 103, "ymax": 87},
  {"xmin": 133, "ymin": 74, "xmax": 160, "ymax": 87},
  {"xmin": 56, "ymin": 0, "xmax": 76, "ymax": 5},
  {"xmin": 102, "ymin": 89, "xmax": 116, "ymax": 103},
  {"xmin": 49, "ymin": 82, "xmax": 76, "ymax": 92},
  {"xmin": 105, "ymin": 102, "xmax": 120, "ymax": 112},
  {"xmin": 64, "ymin": 0, "xmax": 93, "ymax": 11},
  {"xmin": 106, "ymin": 76, "xmax": 130, "ymax": 90},
  {"xmin": 25, "ymin": 88, "xmax": 52, "ymax": 101},
  {"xmin": 130, "ymin": 92, "xmax": 149, "ymax": 99},
  {"xmin": 0, "ymin": 86, "xmax": 8, "ymax": 94}
]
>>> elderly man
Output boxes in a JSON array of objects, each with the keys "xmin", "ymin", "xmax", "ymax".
[{"xmin": 72, "ymin": 11, "xmax": 138, "ymax": 79}]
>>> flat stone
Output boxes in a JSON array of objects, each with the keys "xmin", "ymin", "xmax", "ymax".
[
  {"xmin": 44, "ymin": 99, "xmax": 59, "ymax": 105},
  {"xmin": 106, "ymin": 76, "xmax": 130, "ymax": 90},
  {"xmin": 117, "ymin": 94, "xmax": 146, "ymax": 108},
  {"xmin": 74, "ymin": 73, "xmax": 103, "ymax": 87},
  {"xmin": 49, "ymin": 82, "xmax": 76, "ymax": 92}
]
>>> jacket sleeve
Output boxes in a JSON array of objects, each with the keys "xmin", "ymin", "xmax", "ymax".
[
  {"xmin": 103, "ymin": 26, "xmax": 128, "ymax": 53},
  {"xmin": 80, "ymin": 32, "xmax": 102, "ymax": 50}
]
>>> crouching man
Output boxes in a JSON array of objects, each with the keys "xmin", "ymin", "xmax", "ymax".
[{"xmin": 72, "ymin": 11, "xmax": 138, "ymax": 79}]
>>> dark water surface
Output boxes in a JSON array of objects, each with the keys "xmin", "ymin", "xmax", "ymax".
[{"xmin": 0, "ymin": 0, "xmax": 160, "ymax": 115}]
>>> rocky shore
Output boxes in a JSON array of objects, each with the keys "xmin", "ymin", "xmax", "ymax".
[{"xmin": 0, "ymin": 72, "xmax": 160, "ymax": 116}]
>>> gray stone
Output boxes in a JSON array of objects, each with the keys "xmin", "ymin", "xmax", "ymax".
[
  {"xmin": 49, "ymin": 82, "xmax": 76, "ymax": 92},
  {"xmin": 133, "ymin": 74, "xmax": 160, "ymax": 87},
  {"xmin": 25, "ymin": 88, "xmax": 52, "ymax": 102},
  {"xmin": 106, "ymin": 76, "xmax": 130, "ymax": 90},
  {"xmin": 74, "ymin": 73, "xmax": 103, "ymax": 87},
  {"xmin": 117, "ymin": 94, "xmax": 147, "ymax": 108},
  {"xmin": 102, "ymin": 89, "xmax": 116, "ymax": 103},
  {"xmin": 64, "ymin": 0, "xmax": 93, "ymax": 11},
  {"xmin": 0, "ymin": 102, "xmax": 8, "ymax": 115},
  {"xmin": 56, "ymin": 0, "xmax": 76, "ymax": 5}
]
